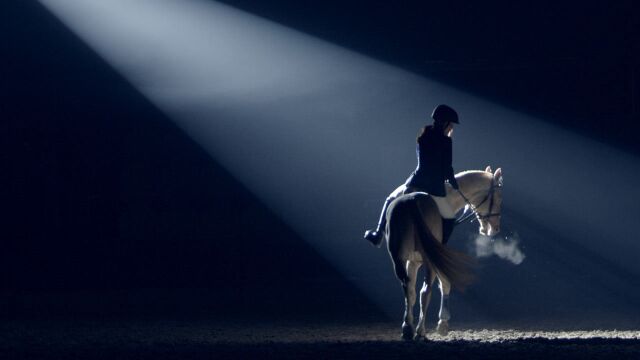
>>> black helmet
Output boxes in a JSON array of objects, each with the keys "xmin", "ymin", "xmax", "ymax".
[{"xmin": 431, "ymin": 104, "xmax": 459, "ymax": 124}]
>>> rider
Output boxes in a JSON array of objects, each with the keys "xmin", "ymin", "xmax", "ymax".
[{"xmin": 364, "ymin": 104, "xmax": 460, "ymax": 247}]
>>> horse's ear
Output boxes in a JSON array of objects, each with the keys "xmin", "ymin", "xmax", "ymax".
[
  {"xmin": 485, "ymin": 166, "xmax": 492, "ymax": 173},
  {"xmin": 495, "ymin": 167, "xmax": 503, "ymax": 184}
]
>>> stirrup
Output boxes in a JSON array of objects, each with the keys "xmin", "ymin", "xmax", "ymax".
[{"xmin": 364, "ymin": 229, "xmax": 384, "ymax": 248}]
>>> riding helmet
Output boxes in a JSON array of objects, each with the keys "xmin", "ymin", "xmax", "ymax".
[{"xmin": 431, "ymin": 104, "xmax": 459, "ymax": 124}]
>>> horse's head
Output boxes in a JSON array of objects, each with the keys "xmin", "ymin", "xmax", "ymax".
[{"xmin": 475, "ymin": 166, "xmax": 503, "ymax": 237}]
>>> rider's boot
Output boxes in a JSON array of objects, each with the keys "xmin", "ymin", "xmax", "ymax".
[
  {"xmin": 441, "ymin": 217, "xmax": 457, "ymax": 245},
  {"xmin": 364, "ymin": 197, "xmax": 392, "ymax": 248}
]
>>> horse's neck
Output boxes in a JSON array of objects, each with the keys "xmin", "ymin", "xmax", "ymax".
[{"xmin": 454, "ymin": 172, "xmax": 492, "ymax": 211}]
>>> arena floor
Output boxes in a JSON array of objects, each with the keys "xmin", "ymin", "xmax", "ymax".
[{"xmin": 2, "ymin": 319, "xmax": 639, "ymax": 359}]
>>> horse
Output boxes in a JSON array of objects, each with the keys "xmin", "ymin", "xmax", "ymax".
[{"xmin": 385, "ymin": 166, "xmax": 503, "ymax": 340}]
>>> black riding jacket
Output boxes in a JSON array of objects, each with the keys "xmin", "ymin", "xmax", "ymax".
[{"xmin": 405, "ymin": 125, "xmax": 458, "ymax": 197}]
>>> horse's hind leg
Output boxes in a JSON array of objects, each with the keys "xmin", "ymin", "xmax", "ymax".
[
  {"xmin": 401, "ymin": 260, "xmax": 420, "ymax": 341},
  {"xmin": 392, "ymin": 256, "xmax": 409, "ymax": 285},
  {"xmin": 436, "ymin": 277, "xmax": 452, "ymax": 335},
  {"xmin": 415, "ymin": 268, "xmax": 437, "ymax": 339}
]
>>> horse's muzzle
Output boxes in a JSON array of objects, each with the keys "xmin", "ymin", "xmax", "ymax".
[{"xmin": 481, "ymin": 224, "xmax": 500, "ymax": 237}]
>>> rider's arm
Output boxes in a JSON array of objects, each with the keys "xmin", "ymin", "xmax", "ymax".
[{"xmin": 444, "ymin": 138, "xmax": 459, "ymax": 189}]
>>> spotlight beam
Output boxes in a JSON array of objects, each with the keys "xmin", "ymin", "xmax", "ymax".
[{"xmin": 39, "ymin": 0, "xmax": 640, "ymax": 322}]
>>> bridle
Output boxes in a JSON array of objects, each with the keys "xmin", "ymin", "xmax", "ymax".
[{"xmin": 455, "ymin": 175, "xmax": 502, "ymax": 225}]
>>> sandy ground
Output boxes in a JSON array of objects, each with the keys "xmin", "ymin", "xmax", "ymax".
[{"xmin": 1, "ymin": 319, "xmax": 639, "ymax": 359}]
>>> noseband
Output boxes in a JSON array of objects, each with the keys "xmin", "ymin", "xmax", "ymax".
[{"xmin": 455, "ymin": 175, "xmax": 502, "ymax": 224}]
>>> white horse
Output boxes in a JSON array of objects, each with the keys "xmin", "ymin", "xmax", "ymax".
[{"xmin": 386, "ymin": 166, "xmax": 503, "ymax": 340}]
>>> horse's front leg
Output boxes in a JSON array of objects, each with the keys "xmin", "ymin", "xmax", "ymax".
[
  {"xmin": 436, "ymin": 277, "xmax": 452, "ymax": 335},
  {"xmin": 401, "ymin": 261, "xmax": 420, "ymax": 340},
  {"xmin": 415, "ymin": 268, "xmax": 436, "ymax": 339}
]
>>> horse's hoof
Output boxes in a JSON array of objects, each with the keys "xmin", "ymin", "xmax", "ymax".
[
  {"xmin": 436, "ymin": 320, "xmax": 449, "ymax": 336},
  {"xmin": 413, "ymin": 333, "xmax": 427, "ymax": 341},
  {"xmin": 401, "ymin": 324, "xmax": 414, "ymax": 341},
  {"xmin": 415, "ymin": 327, "xmax": 427, "ymax": 339}
]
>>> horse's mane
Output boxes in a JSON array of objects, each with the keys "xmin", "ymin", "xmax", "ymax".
[
  {"xmin": 455, "ymin": 170, "xmax": 491, "ymax": 179},
  {"xmin": 455, "ymin": 170, "xmax": 484, "ymax": 175},
  {"xmin": 454, "ymin": 170, "xmax": 493, "ymax": 189}
]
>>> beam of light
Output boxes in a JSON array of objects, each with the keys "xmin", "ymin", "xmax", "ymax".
[{"xmin": 39, "ymin": 0, "xmax": 640, "ymax": 324}]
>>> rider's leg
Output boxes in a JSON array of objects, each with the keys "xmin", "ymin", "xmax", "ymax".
[
  {"xmin": 364, "ymin": 194, "xmax": 394, "ymax": 247},
  {"xmin": 364, "ymin": 185, "xmax": 408, "ymax": 247},
  {"xmin": 431, "ymin": 194, "xmax": 457, "ymax": 245}
]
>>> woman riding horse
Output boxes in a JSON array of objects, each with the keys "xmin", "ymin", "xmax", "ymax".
[{"xmin": 364, "ymin": 104, "xmax": 460, "ymax": 247}]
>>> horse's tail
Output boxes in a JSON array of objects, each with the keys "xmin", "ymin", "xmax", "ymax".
[{"xmin": 410, "ymin": 199, "xmax": 475, "ymax": 291}]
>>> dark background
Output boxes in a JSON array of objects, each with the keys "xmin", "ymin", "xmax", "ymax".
[{"xmin": 1, "ymin": 0, "xmax": 638, "ymax": 322}]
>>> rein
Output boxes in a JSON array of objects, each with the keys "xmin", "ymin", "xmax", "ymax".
[{"xmin": 455, "ymin": 177, "xmax": 502, "ymax": 225}]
